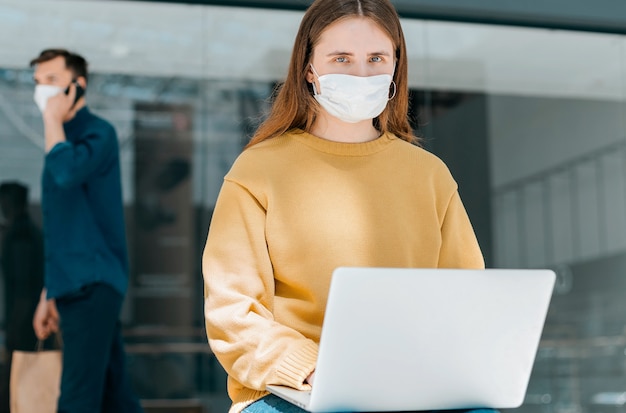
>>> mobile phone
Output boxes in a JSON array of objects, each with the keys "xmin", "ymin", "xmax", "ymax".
[{"xmin": 64, "ymin": 81, "xmax": 85, "ymax": 106}]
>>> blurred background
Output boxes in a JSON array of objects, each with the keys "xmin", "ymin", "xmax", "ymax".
[{"xmin": 0, "ymin": 0, "xmax": 625, "ymax": 412}]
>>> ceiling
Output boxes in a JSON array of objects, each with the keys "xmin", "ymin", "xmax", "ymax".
[
  {"xmin": 113, "ymin": 0, "xmax": 626, "ymax": 34},
  {"xmin": 0, "ymin": 0, "xmax": 624, "ymax": 101}
]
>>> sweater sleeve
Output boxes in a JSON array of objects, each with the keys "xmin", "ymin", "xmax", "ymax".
[
  {"xmin": 437, "ymin": 190, "xmax": 485, "ymax": 269},
  {"xmin": 202, "ymin": 179, "xmax": 318, "ymax": 392}
]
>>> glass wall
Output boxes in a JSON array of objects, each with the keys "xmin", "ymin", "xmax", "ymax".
[{"xmin": 0, "ymin": 0, "xmax": 625, "ymax": 411}]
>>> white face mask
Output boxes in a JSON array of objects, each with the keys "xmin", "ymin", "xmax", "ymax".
[
  {"xmin": 310, "ymin": 64, "xmax": 393, "ymax": 124},
  {"xmin": 33, "ymin": 84, "xmax": 64, "ymax": 113}
]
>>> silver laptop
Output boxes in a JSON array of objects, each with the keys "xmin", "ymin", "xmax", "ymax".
[{"xmin": 267, "ymin": 267, "xmax": 555, "ymax": 412}]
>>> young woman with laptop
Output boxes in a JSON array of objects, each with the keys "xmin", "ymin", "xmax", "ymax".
[{"xmin": 202, "ymin": 0, "xmax": 497, "ymax": 412}]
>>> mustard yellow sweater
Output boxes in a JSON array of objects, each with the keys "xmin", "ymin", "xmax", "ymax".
[{"xmin": 202, "ymin": 129, "xmax": 484, "ymax": 413}]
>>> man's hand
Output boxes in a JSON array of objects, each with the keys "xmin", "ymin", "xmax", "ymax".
[
  {"xmin": 42, "ymin": 83, "xmax": 77, "ymax": 152},
  {"xmin": 33, "ymin": 289, "xmax": 60, "ymax": 340},
  {"xmin": 44, "ymin": 83, "xmax": 76, "ymax": 123}
]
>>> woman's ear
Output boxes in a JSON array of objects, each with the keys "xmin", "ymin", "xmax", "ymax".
[{"xmin": 306, "ymin": 67, "xmax": 315, "ymax": 84}]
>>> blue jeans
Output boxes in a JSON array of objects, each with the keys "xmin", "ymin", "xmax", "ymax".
[
  {"xmin": 243, "ymin": 394, "xmax": 500, "ymax": 413},
  {"xmin": 55, "ymin": 283, "xmax": 143, "ymax": 413}
]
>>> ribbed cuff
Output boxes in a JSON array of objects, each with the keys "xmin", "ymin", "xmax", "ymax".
[{"xmin": 275, "ymin": 340, "xmax": 319, "ymax": 389}]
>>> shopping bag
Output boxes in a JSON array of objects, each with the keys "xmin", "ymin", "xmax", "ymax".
[{"xmin": 9, "ymin": 343, "xmax": 62, "ymax": 413}]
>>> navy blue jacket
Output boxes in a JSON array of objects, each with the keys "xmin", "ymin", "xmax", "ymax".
[{"xmin": 42, "ymin": 106, "xmax": 128, "ymax": 299}]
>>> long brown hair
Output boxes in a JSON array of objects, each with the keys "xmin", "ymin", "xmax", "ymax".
[{"xmin": 245, "ymin": 0, "xmax": 416, "ymax": 149}]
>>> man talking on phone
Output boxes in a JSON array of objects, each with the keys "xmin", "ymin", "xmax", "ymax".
[{"xmin": 29, "ymin": 49, "xmax": 143, "ymax": 413}]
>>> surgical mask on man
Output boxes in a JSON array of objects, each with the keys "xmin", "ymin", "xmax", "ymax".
[
  {"xmin": 33, "ymin": 84, "xmax": 64, "ymax": 113},
  {"xmin": 310, "ymin": 64, "xmax": 394, "ymax": 124}
]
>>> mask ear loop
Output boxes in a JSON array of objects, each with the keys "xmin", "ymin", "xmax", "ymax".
[
  {"xmin": 310, "ymin": 64, "xmax": 321, "ymax": 96},
  {"xmin": 388, "ymin": 81, "xmax": 397, "ymax": 100},
  {"xmin": 311, "ymin": 82, "xmax": 319, "ymax": 95}
]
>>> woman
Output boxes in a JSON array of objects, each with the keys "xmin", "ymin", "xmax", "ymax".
[{"xmin": 203, "ymin": 0, "xmax": 492, "ymax": 412}]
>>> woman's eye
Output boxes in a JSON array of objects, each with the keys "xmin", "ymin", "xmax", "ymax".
[
  {"xmin": 371, "ymin": 56, "xmax": 382, "ymax": 63},
  {"xmin": 335, "ymin": 56, "xmax": 348, "ymax": 63}
]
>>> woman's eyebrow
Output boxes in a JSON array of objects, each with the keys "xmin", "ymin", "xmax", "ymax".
[
  {"xmin": 325, "ymin": 50, "xmax": 391, "ymax": 57},
  {"xmin": 326, "ymin": 51, "xmax": 354, "ymax": 56}
]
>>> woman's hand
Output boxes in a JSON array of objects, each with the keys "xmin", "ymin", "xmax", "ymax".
[{"xmin": 306, "ymin": 370, "xmax": 316, "ymax": 386}]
